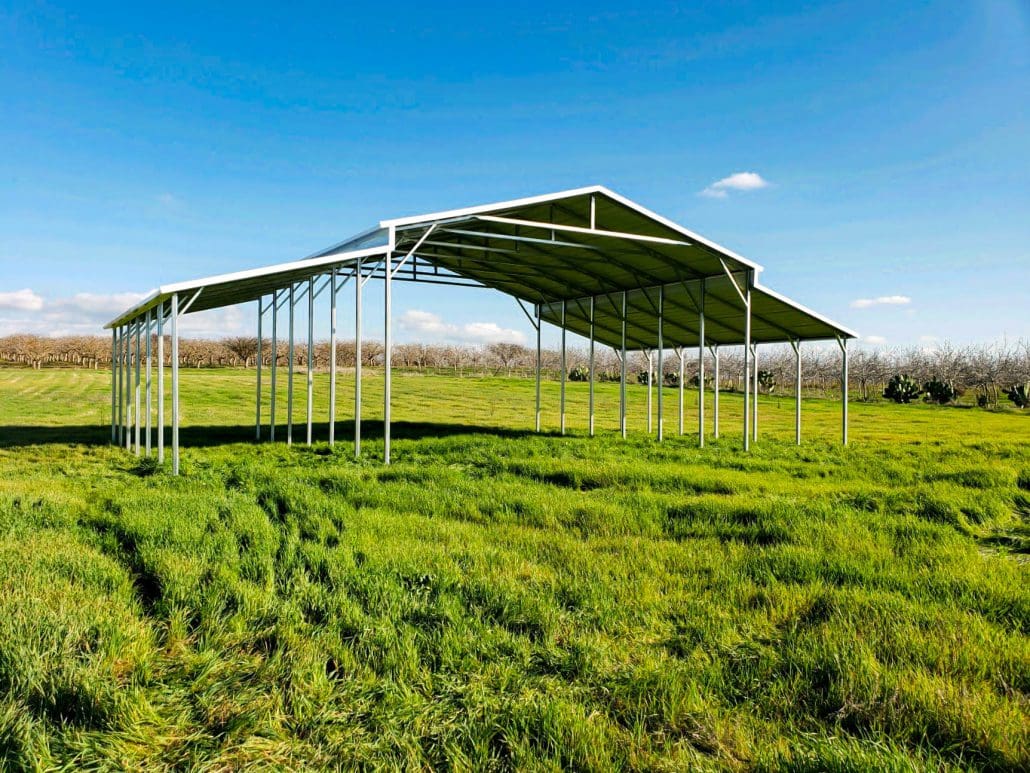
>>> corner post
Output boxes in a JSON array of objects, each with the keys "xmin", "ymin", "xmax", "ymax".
[{"xmin": 384, "ymin": 230, "xmax": 396, "ymax": 464}]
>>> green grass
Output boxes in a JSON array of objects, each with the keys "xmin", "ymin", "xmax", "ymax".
[{"xmin": 0, "ymin": 367, "xmax": 1027, "ymax": 770}]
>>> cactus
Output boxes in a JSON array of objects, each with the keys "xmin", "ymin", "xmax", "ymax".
[
  {"xmin": 757, "ymin": 369, "xmax": 776, "ymax": 394},
  {"xmin": 1007, "ymin": 382, "xmax": 1030, "ymax": 409},
  {"xmin": 884, "ymin": 374, "xmax": 922, "ymax": 403},
  {"xmin": 923, "ymin": 376, "xmax": 961, "ymax": 405}
]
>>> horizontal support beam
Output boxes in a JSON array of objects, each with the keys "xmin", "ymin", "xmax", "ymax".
[{"xmin": 476, "ymin": 214, "xmax": 694, "ymax": 248}]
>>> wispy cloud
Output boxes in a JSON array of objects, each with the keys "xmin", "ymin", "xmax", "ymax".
[
  {"xmin": 850, "ymin": 295, "xmax": 911, "ymax": 309},
  {"xmin": 399, "ymin": 309, "xmax": 525, "ymax": 344},
  {"xmin": 700, "ymin": 171, "xmax": 770, "ymax": 199},
  {"xmin": 0, "ymin": 288, "xmax": 45, "ymax": 312},
  {"xmin": 862, "ymin": 335, "xmax": 887, "ymax": 345}
]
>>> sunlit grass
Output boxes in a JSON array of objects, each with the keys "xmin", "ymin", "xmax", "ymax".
[{"xmin": 0, "ymin": 367, "xmax": 1027, "ymax": 769}]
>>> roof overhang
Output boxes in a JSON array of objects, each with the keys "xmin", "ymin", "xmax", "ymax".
[{"xmin": 106, "ymin": 185, "xmax": 856, "ymax": 345}]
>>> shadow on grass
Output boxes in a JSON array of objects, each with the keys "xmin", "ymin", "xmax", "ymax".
[{"xmin": 0, "ymin": 420, "xmax": 547, "ymax": 449}]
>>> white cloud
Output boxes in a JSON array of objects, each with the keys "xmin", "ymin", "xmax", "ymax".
[
  {"xmin": 700, "ymin": 171, "xmax": 770, "ymax": 199},
  {"xmin": 862, "ymin": 335, "xmax": 887, "ymax": 345},
  {"xmin": 0, "ymin": 288, "xmax": 252, "ymax": 339},
  {"xmin": 850, "ymin": 295, "xmax": 911, "ymax": 309},
  {"xmin": 399, "ymin": 309, "xmax": 525, "ymax": 344},
  {"xmin": 0, "ymin": 288, "xmax": 44, "ymax": 311},
  {"xmin": 919, "ymin": 335, "xmax": 938, "ymax": 343},
  {"xmin": 399, "ymin": 309, "xmax": 454, "ymax": 337}
]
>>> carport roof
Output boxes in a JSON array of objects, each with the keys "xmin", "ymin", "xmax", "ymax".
[{"xmin": 106, "ymin": 185, "xmax": 856, "ymax": 346}]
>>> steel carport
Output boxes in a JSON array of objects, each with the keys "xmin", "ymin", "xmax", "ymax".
[{"xmin": 106, "ymin": 185, "xmax": 857, "ymax": 474}]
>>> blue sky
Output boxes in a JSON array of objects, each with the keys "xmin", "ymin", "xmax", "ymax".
[{"xmin": 1, "ymin": 0, "xmax": 1027, "ymax": 348}]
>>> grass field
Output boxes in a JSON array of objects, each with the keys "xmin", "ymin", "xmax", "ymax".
[{"xmin": 0, "ymin": 367, "xmax": 1027, "ymax": 770}]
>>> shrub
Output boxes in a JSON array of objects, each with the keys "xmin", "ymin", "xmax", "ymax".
[
  {"xmin": 923, "ymin": 377, "xmax": 961, "ymax": 405},
  {"xmin": 567, "ymin": 366, "xmax": 589, "ymax": 382},
  {"xmin": 637, "ymin": 370, "xmax": 650, "ymax": 385},
  {"xmin": 664, "ymin": 371, "xmax": 680, "ymax": 387},
  {"xmin": 1007, "ymin": 382, "xmax": 1029, "ymax": 409},
  {"xmin": 884, "ymin": 374, "xmax": 922, "ymax": 403},
  {"xmin": 977, "ymin": 395, "xmax": 989, "ymax": 408}
]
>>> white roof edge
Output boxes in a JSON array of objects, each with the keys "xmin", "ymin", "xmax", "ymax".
[
  {"xmin": 379, "ymin": 185, "xmax": 608, "ymax": 229},
  {"xmin": 105, "ymin": 244, "xmax": 388, "ymax": 329},
  {"xmin": 754, "ymin": 280, "xmax": 859, "ymax": 339},
  {"xmin": 380, "ymin": 184, "xmax": 765, "ymax": 273},
  {"xmin": 595, "ymin": 186, "xmax": 764, "ymax": 273}
]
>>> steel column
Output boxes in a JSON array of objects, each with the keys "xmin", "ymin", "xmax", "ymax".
[
  {"xmin": 384, "ymin": 249, "xmax": 393, "ymax": 464},
  {"xmin": 698, "ymin": 279, "xmax": 705, "ymax": 448},
  {"xmin": 646, "ymin": 351, "xmax": 653, "ymax": 434},
  {"xmin": 712, "ymin": 345, "xmax": 720, "ymax": 439},
  {"xmin": 125, "ymin": 326, "xmax": 131, "ymax": 449},
  {"xmin": 743, "ymin": 273, "xmax": 752, "ymax": 451},
  {"xmin": 145, "ymin": 309, "xmax": 152, "ymax": 455},
  {"xmin": 287, "ymin": 283, "xmax": 295, "ymax": 446},
  {"xmin": 306, "ymin": 276, "xmax": 314, "ymax": 446},
  {"xmin": 329, "ymin": 269, "xmax": 337, "ymax": 447},
  {"xmin": 123, "ymin": 325, "xmax": 131, "ymax": 449},
  {"xmin": 792, "ymin": 340, "xmax": 801, "ymax": 445},
  {"xmin": 840, "ymin": 337, "xmax": 849, "ymax": 445},
  {"xmin": 270, "ymin": 289, "xmax": 278, "ymax": 441},
  {"xmin": 620, "ymin": 291, "xmax": 627, "ymax": 438},
  {"xmin": 560, "ymin": 300, "xmax": 567, "ymax": 435},
  {"xmin": 110, "ymin": 329, "xmax": 117, "ymax": 443},
  {"xmin": 157, "ymin": 306, "xmax": 164, "ymax": 463},
  {"xmin": 752, "ymin": 343, "xmax": 759, "ymax": 442},
  {"xmin": 355, "ymin": 258, "xmax": 363, "ymax": 458},
  {"xmin": 677, "ymin": 349, "xmax": 684, "ymax": 435},
  {"xmin": 171, "ymin": 294, "xmax": 179, "ymax": 475},
  {"xmin": 657, "ymin": 287, "xmax": 664, "ymax": 441},
  {"xmin": 256, "ymin": 299, "xmax": 262, "ymax": 440},
  {"xmin": 535, "ymin": 303, "xmax": 542, "ymax": 432},
  {"xmin": 588, "ymin": 296, "xmax": 595, "ymax": 437},
  {"xmin": 134, "ymin": 318, "xmax": 141, "ymax": 456}
]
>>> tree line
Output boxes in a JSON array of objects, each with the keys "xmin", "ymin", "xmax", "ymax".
[{"xmin": 1, "ymin": 334, "xmax": 1027, "ymax": 407}]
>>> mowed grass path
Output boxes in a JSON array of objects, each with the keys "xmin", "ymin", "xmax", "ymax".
[{"xmin": 0, "ymin": 368, "xmax": 1027, "ymax": 770}]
